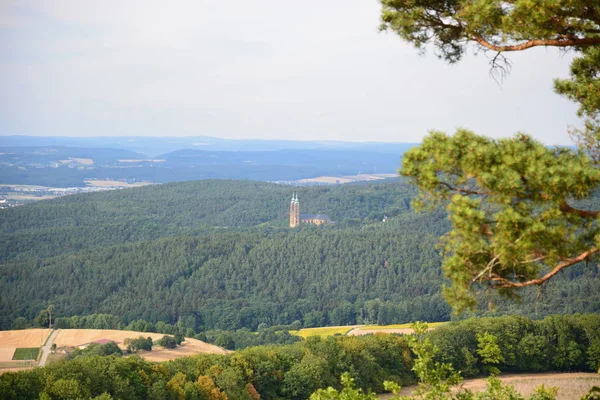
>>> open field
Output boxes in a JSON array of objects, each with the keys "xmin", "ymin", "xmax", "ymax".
[
  {"xmin": 0, "ymin": 329, "xmax": 51, "ymax": 359},
  {"xmin": 12, "ymin": 348, "xmax": 39, "ymax": 360},
  {"xmin": 292, "ymin": 326, "xmax": 357, "ymax": 338},
  {"xmin": 291, "ymin": 323, "xmax": 445, "ymax": 338},
  {"xmin": 54, "ymin": 329, "xmax": 228, "ymax": 361},
  {"xmin": 297, "ymin": 173, "xmax": 397, "ymax": 184},
  {"xmin": 84, "ymin": 180, "xmax": 152, "ymax": 187},
  {"xmin": 0, "ymin": 361, "xmax": 36, "ymax": 375},
  {"xmin": 348, "ymin": 322, "xmax": 445, "ymax": 336},
  {"xmin": 71, "ymin": 158, "xmax": 94, "ymax": 165},
  {"xmin": 0, "ymin": 329, "xmax": 50, "ymax": 374},
  {"xmin": 6, "ymin": 193, "xmax": 58, "ymax": 201},
  {"xmin": 380, "ymin": 373, "xmax": 600, "ymax": 400},
  {"xmin": 0, "ymin": 184, "xmax": 51, "ymax": 190}
]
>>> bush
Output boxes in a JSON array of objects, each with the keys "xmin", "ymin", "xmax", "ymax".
[{"xmin": 158, "ymin": 335, "xmax": 178, "ymax": 349}]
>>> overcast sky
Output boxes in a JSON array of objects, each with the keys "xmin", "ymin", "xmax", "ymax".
[{"xmin": 0, "ymin": 0, "xmax": 581, "ymax": 145}]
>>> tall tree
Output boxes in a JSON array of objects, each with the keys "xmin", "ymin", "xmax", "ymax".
[{"xmin": 380, "ymin": 0, "xmax": 600, "ymax": 311}]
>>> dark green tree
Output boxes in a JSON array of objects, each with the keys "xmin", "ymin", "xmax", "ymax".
[{"xmin": 380, "ymin": 0, "xmax": 600, "ymax": 312}]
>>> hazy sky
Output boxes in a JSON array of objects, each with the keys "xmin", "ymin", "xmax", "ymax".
[{"xmin": 0, "ymin": 0, "xmax": 581, "ymax": 145}]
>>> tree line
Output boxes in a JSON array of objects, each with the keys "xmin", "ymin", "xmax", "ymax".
[{"xmin": 1, "ymin": 314, "xmax": 599, "ymax": 400}]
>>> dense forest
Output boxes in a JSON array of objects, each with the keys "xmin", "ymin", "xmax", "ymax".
[
  {"xmin": 1, "ymin": 180, "xmax": 599, "ymax": 330},
  {"xmin": 1, "ymin": 315, "xmax": 599, "ymax": 400}
]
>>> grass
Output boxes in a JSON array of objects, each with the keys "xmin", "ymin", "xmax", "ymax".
[
  {"xmin": 292, "ymin": 326, "xmax": 355, "ymax": 338},
  {"xmin": 12, "ymin": 348, "xmax": 40, "ymax": 360}
]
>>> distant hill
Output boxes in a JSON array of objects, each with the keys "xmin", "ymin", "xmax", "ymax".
[
  {"xmin": 0, "ymin": 135, "xmax": 417, "ymax": 157},
  {"xmin": 0, "ymin": 142, "xmax": 405, "ymax": 187}
]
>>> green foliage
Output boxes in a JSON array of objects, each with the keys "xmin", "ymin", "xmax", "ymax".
[
  {"xmin": 401, "ymin": 130, "xmax": 600, "ymax": 312},
  {"xmin": 427, "ymin": 314, "xmax": 600, "ymax": 377},
  {"xmin": 380, "ymin": 0, "xmax": 600, "ymax": 315},
  {"xmin": 158, "ymin": 335, "xmax": 178, "ymax": 349},
  {"xmin": 310, "ymin": 372, "xmax": 378, "ymax": 400},
  {"xmin": 68, "ymin": 342, "xmax": 123, "ymax": 360},
  {"xmin": 555, "ymin": 47, "xmax": 600, "ymax": 164},
  {"xmin": 402, "ymin": 322, "xmax": 463, "ymax": 398},
  {"xmin": 476, "ymin": 332, "xmax": 504, "ymax": 375},
  {"xmin": 2, "ymin": 180, "xmax": 599, "ymax": 330},
  {"xmin": 124, "ymin": 336, "xmax": 153, "ymax": 353},
  {"xmin": 379, "ymin": 0, "xmax": 600, "ymax": 63}
]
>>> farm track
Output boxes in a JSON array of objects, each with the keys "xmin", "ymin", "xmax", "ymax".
[{"xmin": 38, "ymin": 330, "xmax": 58, "ymax": 367}]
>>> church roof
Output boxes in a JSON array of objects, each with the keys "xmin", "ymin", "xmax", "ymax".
[{"xmin": 300, "ymin": 213, "xmax": 331, "ymax": 221}]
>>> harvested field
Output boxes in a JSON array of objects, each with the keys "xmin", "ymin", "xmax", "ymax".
[
  {"xmin": 0, "ymin": 349, "xmax": 16, "ymax": 362},
  {"xmin": 6, "ymin": 193, "xmax": 57, "ymax": 201},
  {"xmin": 0, "ymin": 329, "xmax": 51, "ymax": 361},
  {"xmin": 84, "ymin": 179, "xmax": 151, "ymax": 187},
  {"xmin": 0, "ymin": 363, "xmax": 36, "ymax": 375},
  {"xmin": 348, "ymin": 322, "xmax": 445, "ymax": 336},
  {"xmin": 54, "ymin": 329, "xmax": 228, "ymax": 361},
  {"xmin": 297, "ymin": 174, "xmax": 397, "ymax": 184},
  {"xmin": 292, "ymin": 326, "xmax": 357, "ymax": 338},
  {"xmin": 142, "ymin": 339, "xmax": 229, "ymax": 362},
  {"xmin": 379, "ymin": 373, "xmax": 600, "ymax": 400}
]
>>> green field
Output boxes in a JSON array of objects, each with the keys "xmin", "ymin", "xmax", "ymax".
[{"xmin": 12, "ymin": 348, "xmax": 40, "ymax": 361}]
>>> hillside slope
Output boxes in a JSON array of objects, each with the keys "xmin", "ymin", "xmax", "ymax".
[{"xmin": 1, "ymin": 179, "xmax": 598, "ymax": 330}]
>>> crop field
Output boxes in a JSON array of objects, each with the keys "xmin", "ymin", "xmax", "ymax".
[
  {"xmin": 0, "ymin": 329, "xmax": 51, "ymax": 362},
  {"xmin": 12, "ymin": 348, "xmax": 39, "ymax": 360},
  {"xmin": 348, "ymin": 322, "xmax": 445, "ymax": 336},
  {"xmin": 292, "ymin": 326, "xmax": 356, "ymax": 338},
  {"xmin": 84, "ymin": 179, "xmax": 151, "ymax": 187},
  {"xmin": 292, "ymin": 323, "xmax": 446, "ymax": 338},
  {"xmin": 53, "ymin": 329, "xmax": 228, "ymax": 361}
]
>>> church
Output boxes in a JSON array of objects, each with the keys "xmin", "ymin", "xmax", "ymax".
[{"xmin": 289, "ymin": 193, "xmax": 332, "ymax": 227}]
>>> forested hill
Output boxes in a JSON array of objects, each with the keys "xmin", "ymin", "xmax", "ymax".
[
  {"xmin": 1, "ymin": 179, "xmax": 598, "ymax": 331},
  {"xmin": 0, "ymin": 179, "xmax": 413, "ymax": 261}
]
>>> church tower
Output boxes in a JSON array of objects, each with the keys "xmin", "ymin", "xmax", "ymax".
[{"xmin": 289, "ymin": 192, "xmax": 300, "ymax": 228}]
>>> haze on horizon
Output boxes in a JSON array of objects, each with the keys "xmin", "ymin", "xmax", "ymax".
[{"xmin": 0, "ymin": 0, "xmax": 580, "ymax": 145}]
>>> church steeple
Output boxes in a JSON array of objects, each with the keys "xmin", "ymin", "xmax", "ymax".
[{"xmin": 289, "ymin": 191, "xmax": 300, "ymax": 227}]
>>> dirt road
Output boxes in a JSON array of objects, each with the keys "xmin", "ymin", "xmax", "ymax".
[{"xmin": 38, "ymin": 330, "xmax": 58, "ymax": 367}]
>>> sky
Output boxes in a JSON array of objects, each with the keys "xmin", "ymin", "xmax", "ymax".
[{"xmin": 0, "ymin": 0, "xmax": 581, "ymax": 145}]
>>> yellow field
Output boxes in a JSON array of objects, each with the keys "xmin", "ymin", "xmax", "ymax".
[
  {"xmin": 362, "ymin": 322, "xmax": 446, "ymax": 330},
  {"xmin": 348, "ymin": 322, "xmax": 445, "ymax": 336},
  {"xmin": 292, "ymin": 326, "xmax": 356, "ymax": 338},
  {"xmin": 291, "ymin": 322, "xmax": 447, "ymax": 338},
  {"xmin": 0, "ymin": 329, "xmax": 51, "ymax": 359},
  {"xmin": 0, "ymin": 329, "xmax": 51, "ymax": 373},
  {"xmin": 54, "ymin": 329, "xmax": 228, "ymax": 361}
]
